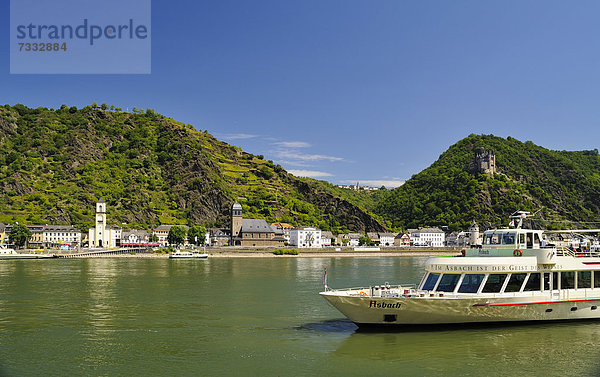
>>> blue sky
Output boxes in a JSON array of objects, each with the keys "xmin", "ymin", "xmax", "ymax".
[{"xmin": 3, "ymin": 1, "xmax": 600, "ymax": 187}]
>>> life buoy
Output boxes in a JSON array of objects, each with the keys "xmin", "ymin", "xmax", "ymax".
[
  {"xmin": 359, "ymin": 291, "xmax": 368, "ymax": 296},
  {"xmin": 513, "ymin": 249, "xmax": 522, "ymax": 257},
  {"xmin": 461, "ymin": 249, "xmax": 466, "ymax": 256}
]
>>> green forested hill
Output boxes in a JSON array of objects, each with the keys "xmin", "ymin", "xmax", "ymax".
[
  {"xmin": 374, "ymin": 134, "xmax": 600, "ymax": 230},
  {"xmin": 0, "ymin": 104, "xmax": 385, "ymax": 232}
]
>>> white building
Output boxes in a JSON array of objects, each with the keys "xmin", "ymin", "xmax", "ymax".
[
  {"xmin": 321, "ymin": 231, "xmax": 333, "ymax": 247},
  {"xmin": 88, "ymin": 196, "xmax": 121, "ymax": 248},
  {"xmin": 43, "ymin": 225, "xmax": 82, "ymax": 249},
  {"xmin": 378, "ymin": 233, "xmax": 396, "ymax": 247},
  {"xmin": 290, "ymin": 227, "xmax": 322, "ymax": 248},
  {"xmin": 348, "ymin": 233, "xmax": 361, "ymax": 247},
  {"xmin": 121, "ymin": 230, "xmax": 149, "ymax": 246},
  {"xmin": 409, "ymin": 227, "xmax": 445, "ymax": 247}
]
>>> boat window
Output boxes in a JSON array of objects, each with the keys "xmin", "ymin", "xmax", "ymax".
[
  {"xmin": 578, "ymin": 271, "xmax": 591, "ymax": 289},
  {"xmin": 594, "ymin": 271, "xmax": 600, "ymax": 289},
  {"xmin": 543, "ymin": 273, "xmax": 550, "ymax": 291},
  {"xmin": 504, "ymin": 273, "xmax": 527, "ymax": 292},
  {"xmin": 561, "ymin": 271, "xmax": 575, "ymax": 290},
  {"xmin": 485, "ymin": 234, "xmax": 501, "ymax": 245},
  {"xmin": 523, "ymin": 273, "xmax": 541, "ymax": 291},
  {"xmin": 482, "ymin": 274, "xmax": 508, "ymax": 293},
  {"xmin": 553, "ymin": 272, "xmax": 559, "ymax": 290},
  {"xmin": 421, "ymin": 273, "xmax": 440, "ymax": 291},
  {"xmin": 502, "ymin": 233, "xmax": 515, "ymax": 246},
  {"xmin": 458, "ymin": 274, "xmax": 485, "ymax": 293},
  {"xmin": 534, "ymin": 233, "xmax": 541, "ymax": 245},
  {"xmin": 436, "ymin": 274, "xmax": 461, "ymax": 292},
  {"xmin": 519, "ymin": 233, "xmax": 525, "ymax": 244}
]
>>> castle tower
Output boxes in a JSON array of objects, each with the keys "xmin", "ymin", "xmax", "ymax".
[
  {"xmin": 469, "ymin": 220, "xmax": 480, "ymax": 246},
  {"xmin": 470, "ymin": 148, "xmax": 496, "ymax": 175},
  {"xmin": 95, "ymin": 196, "xmax": 107, "ymax": 247},
  {"xmin": 231, "ymin": 202, "xmax": 243, "ymax": 241}
]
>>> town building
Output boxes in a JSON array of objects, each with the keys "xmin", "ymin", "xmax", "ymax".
[
  {"xmin": 394, "ymin": 233, "xmax": 411, "ymax": 247},
  {"xmin": 409, "ymin": 227, "xmax": 445, "ymax": 247},
  {"xmin": 321, "ymin": 231, "xmax": 333, "ymax": 247},
  {"xmin": 367, "ymin": 232, "xmax": 380, "ymax": 245},
  {"xmin": 88, "ymin": 196, "xmax": 121, "ymax": 248},
  {"xmin": 348, "ymin": 233, "xmax": 361, "ymax": 247},
  {"xmin": 208, "ymin": 228, "xmax": 230, "ymax": 247},
  {"xmin": 290, "ymin": 227, "xmax": 322, "ymax": 248},
  {"xmin": 121, "ymin": 229, "xmax": 157, "ymax": 248},
  {"xmin": 378, "ymin": 233, "xmax": 396, "ymax": 247},
  {"xmin": 152, "ymin": 225, "xmax": 189, "ymax": 246},
  {"xmin": 335, "ymin": 233, "xmax": 348, "ymax": 246},
  {"xmin": 271, "ymin": 222, "xmax": 293, "ymax": 242},
  {"xmin": 230, "ymin": 203, "xmax": 285, "ymax": 247},
  {"xmin": 3, "ymin": 224, "xmax": 46, "ymax": 248},
  {"xmin": 43, "ymin": 225, "xmax": 81, "ymax": 249},
  {"xmin": 445, "ymin": 232, "xmax": 459, "ymax": 247}
]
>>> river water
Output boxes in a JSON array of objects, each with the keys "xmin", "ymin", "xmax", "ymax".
[{"xmin": 1, "ymin": 257, "xmax": 599, "ymax": 376}]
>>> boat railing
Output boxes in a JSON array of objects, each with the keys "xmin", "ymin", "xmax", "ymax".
[
  {"xmin": 556, "ymin": 247, "xmax": 575, "ymax": 257},
  {"xmin": 326, "ymin": 284, "xmax": 415, "ymax": 296},
  {"xmin": 556, "ymin": 246, "xmax": 600, "ymax": 258}
]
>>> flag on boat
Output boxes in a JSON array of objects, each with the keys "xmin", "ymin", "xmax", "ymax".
[
  {"xmin": 324, "ymin": 267, "xmax": 327, "ymax": 288},
  {"xmin": 509, "ymin": 219, "xmax": 515, "ymax": 227}
]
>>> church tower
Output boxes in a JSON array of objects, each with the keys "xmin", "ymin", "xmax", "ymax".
[
  {"xmin": 231, "ymin": 202, "xmax": 243, "ymax": 242},
  {"xmin": 95, "ymin": 196, "xmax": 107, "ymax": 247}
]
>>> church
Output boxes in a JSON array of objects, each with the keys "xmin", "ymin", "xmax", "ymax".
[
  {"xmin": 230, "ymin": 202, "xmax": 285, "ymax": 247},
  {"xmin": 88, "ymin": 196, "xmax": 121, "ymax": 248}
]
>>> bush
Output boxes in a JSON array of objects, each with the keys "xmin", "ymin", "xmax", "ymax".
[{"xmin": 273, "ymin": 248, "xmax": 298, "ymax": 255}]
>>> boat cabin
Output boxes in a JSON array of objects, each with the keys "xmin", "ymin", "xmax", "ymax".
[{"xmin": 466, "ymin": 229, "xmax": 546, "ymax": 257}]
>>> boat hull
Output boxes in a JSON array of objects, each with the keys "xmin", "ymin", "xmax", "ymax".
[{"xmin": 320, "ymin": 292, "xmax": 600, "ymax": 325}]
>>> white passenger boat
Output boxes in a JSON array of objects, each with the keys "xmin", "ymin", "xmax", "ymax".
[
  {"xmin": 320, "ymin": 212, "xmax": 600, "ymax": 326},
  {"xmin": 169, "ymin": 250, "xmax": 208, "ymax": 259}
]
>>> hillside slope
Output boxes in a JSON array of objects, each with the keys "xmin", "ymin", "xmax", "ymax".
[
  {"xmin": 0, "ymin": 104, "xmax": 385, "ymax": 232},
  {"xmin": 375, "ymin": 134, "xmax": 600, "ymax": 230}
]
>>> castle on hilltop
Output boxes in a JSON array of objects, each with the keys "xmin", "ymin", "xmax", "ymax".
[{"xmin": 470, "ymin": 148, "xmax": 496, "ymax": 175}]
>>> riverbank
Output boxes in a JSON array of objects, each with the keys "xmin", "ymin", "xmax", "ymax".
[
  {"xmin": 208, "ymin": 250, "xmax": 460, "ymax": 258},
  {"xmin": 28, "ymin": 249, "xmax": 461, "ymax": 258}
]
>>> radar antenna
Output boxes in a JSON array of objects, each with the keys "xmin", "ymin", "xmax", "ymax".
[{"xmin": 509, "ymin": 210, "xmax": 538, "ymax": 229}]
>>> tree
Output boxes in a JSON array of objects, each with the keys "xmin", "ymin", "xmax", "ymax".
[
  {"xmin": 10, "ymin": 224, "xmax": 32, "ymax": 249},
  {"xmin": 358, "ymin": 236, "xmax": 371, "ymax": 246},
  {"xmin": 149, "ymin": 234, "xmax": 158, "ymax": 242},
  {"xmin": 101, "ymin": 103, "xmax": 108, "ymax": 110},
  {"xmin": 167, "ymin": 226, "xmax": 187, "ymax": 246},
  {"xmin": 91, "ymin": 102, "xmax": 98, "ymax": 109},
  {"xmin": 188, "ymin": 225, "xmax": 206, "ymax": 245},
  {"xmin": 259, "ymin": 165, "xmax": 274, "ymax": 179}
]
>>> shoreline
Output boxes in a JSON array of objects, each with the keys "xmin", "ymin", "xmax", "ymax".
[{"xmin": 28, "ymin": 249, "xmax": 461, "ymax": 259}]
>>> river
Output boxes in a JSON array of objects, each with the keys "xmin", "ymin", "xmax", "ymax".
[{"xmin": 0, "ymin": 257, "xmax": 598, "ymax": 376}]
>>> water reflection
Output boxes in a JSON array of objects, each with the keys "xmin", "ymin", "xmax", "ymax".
[
  {"xmin": 297, "ymin": 318, "xmax": 357, "ymax": 333},
  {"xmin": 333, "ymin": 320, "xmax": 600, "ymax": 375}
]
